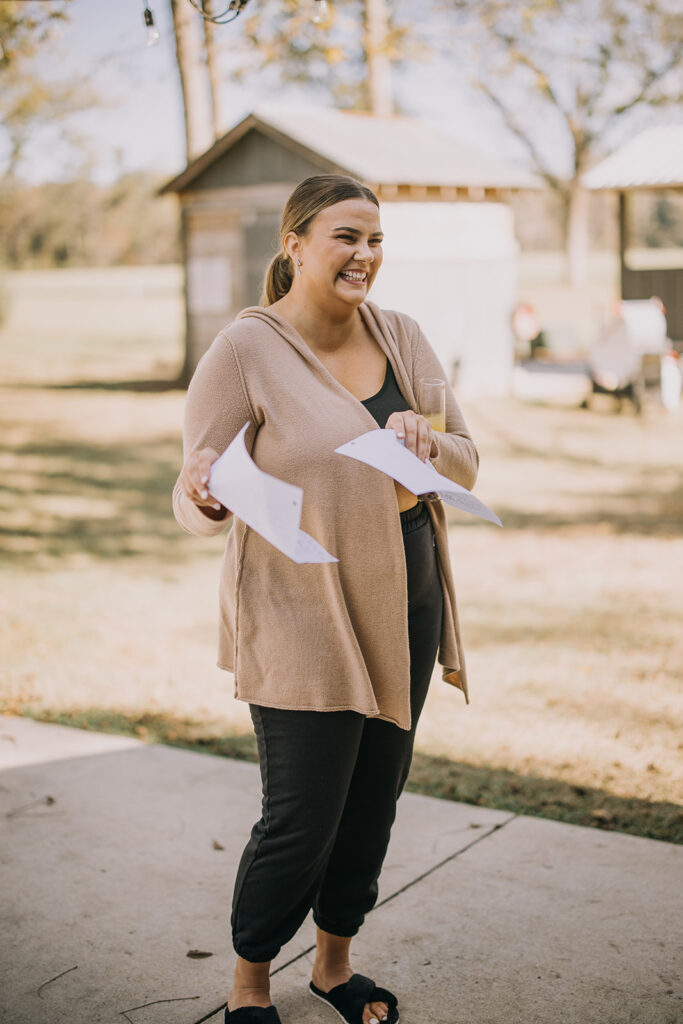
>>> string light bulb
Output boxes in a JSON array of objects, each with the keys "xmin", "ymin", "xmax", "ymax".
[
  {"xmin": 313, "ymin": 0, "xmax": 330, "ymax": 25},
  {"xmin": 143, "ymin": 5, "xmax": 160, "ymax": 46}
]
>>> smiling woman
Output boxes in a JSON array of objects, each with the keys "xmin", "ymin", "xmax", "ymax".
[
  {"xmin": 172, "ymin": 174, "xmax": 479, "ymax": 1024},
  {"xmin": 261, "ymin": 175, "xmax": 383, "ymax": 307}
]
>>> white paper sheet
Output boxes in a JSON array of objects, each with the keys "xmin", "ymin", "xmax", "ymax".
[
  {"xmin": 335, "ymin": 429, "xmax": 502, "ymax": 527},
  {"xmin": 209, "ymin": 424, "xmax": 338, "ymax": 563}
]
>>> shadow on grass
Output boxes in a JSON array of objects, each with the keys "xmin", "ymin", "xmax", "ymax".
[
  {"xmin": 482, "ymin": 488, "xmax": 683, "ymax": 536},
  {"xmin": 446, "ymin": 475, "xmax": 683, "ymax": 536},
  {"xmin": 470, "ymin": 401, "xmax": 661, "ymax": 471},
  {"xmin": 41, "ymin": 377, "xmax": 186, "ymax": 393},
  {"xmin": 6, "ymin": 705, "xmax": 681, "ymax": 845},
  {"xmin": 407, "ymin": 752, "xmax": 682, "ymax": 846},
  {"xmin": 0, "ymin": 435, "xmax": 213, "ymax": 565}
]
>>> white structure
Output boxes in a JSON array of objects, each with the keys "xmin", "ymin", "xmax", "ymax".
[
  {"xmin": 371, "ymin": 202, "xmax": 518, "ymax": 397},
  {"xmin": 582, "ymin": 124, "xmax": 683, "ymax": 191}
]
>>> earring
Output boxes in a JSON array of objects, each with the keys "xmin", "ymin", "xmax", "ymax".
[{"xmin": 296, "ymin": 257, "xmax": 302, "ymax": 276}]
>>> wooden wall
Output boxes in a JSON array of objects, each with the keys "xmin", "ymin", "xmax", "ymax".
[
  {"xmin": 622, "ymin": 267, "xmax": 683, "ymax": 346},
  {"xmin": 188, "ymin": 129, "xmax": 327, "ymax": 191}
]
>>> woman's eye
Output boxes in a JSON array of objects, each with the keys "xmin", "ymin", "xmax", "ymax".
[{"xmin": 336, "ymin": 235, "xmax": 382, "ymax": 244}]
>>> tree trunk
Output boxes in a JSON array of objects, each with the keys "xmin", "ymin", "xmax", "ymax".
[
  {"xmin": 202, "ymin": 1, "xmax": 223, "ymax": 140},
  {"xmin": 169, "ymin": 0, "xmax": 212, "ymax": 161},
  {"xmin": 566, "ymin": 181, "xmax": 589, "ymax": 287},
  {"xmin": 363, "ymin": 0, "xmax": 393, "ymax": 116}
]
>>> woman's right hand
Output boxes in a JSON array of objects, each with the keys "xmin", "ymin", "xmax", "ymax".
[{"xmin": 178, "ymin": 447, "xmax": 225, "ymax": 514}]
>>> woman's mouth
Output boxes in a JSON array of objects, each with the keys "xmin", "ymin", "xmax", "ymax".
[{"xmin": 338, "ymin": 270, "xmax": 367, "ymax": 285}]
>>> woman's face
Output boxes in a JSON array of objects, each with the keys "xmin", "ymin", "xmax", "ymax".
[{"xmin": 287, "ymin": 198, "xmax": 384, "ymax": 311}]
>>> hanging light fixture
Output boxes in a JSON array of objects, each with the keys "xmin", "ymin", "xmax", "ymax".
[
  {"xmin": 142, "ymin": 4, "xmax": 160, "ymax": 46},
  {"xmin": 313, "ymin": 0, "xmax": 330, "ymax": 24},
  {"xmin": 143, "ymin": 1, "xmax": 332, "ymax": 40},
  {"xmin": 184, "ymin": 0, "xmax": 252, "ymax": 24},
  {"xmin": 184, "ymin": 1, "xmax": 331, "ymax": 27}
]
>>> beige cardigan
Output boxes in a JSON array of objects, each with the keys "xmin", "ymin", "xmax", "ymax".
[{"xmin": 172, "ymin": 301, "xmax": 479, "ymax": 731}]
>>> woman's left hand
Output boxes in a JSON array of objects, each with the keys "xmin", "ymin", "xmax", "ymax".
[{"xmin": 385, "ymin": 410, "xmax": 438, "ymax": 462}]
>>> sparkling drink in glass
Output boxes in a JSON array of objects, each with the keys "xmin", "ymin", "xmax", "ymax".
[{"xmin": 418, "ymin": 377, "xmax": 446, "ymax": 432}]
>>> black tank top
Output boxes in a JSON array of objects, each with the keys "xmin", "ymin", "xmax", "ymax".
[
  {"xmin": 360, "ymin": 359, "xmax": 411, "ymax": 428},
  {"xmin": 361, "ymin": 359, "xmax": 425, "ymax": 529}
]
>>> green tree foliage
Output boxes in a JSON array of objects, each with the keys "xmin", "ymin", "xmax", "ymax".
[
  {"xmin": 0, "ymin": 173, "xmax": 180, "ymax": 269},
  {"xmin": 436, "ymin": 0, "xmax": 683, "ymax": 280},
  {"xmin": 233, "ymin": 0, "xmax": 422, "ymax": 111},
  {"xmin": 0, "ymin": 0, "xmax": 100, "ymax": 176},
  {"xmin": 0, "ymin": 0, "xmax": 69, "ymax": 71}
]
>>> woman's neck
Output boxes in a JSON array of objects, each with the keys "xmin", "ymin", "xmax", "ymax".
[{"xmin": 271, "ymin": 295, "xmax": 364, "ymax": 355}]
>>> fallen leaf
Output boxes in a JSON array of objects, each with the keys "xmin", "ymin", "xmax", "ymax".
[{"xmin": 186, "ymin": 950, "xmax": 213, "ymax": 959}]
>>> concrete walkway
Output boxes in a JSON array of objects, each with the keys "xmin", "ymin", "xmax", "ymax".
[{"xmin": 1, "ymin": 715, "xmax": 681, "ymax": 1024}]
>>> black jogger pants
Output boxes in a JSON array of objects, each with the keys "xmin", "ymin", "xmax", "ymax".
[{"xmin": 231, "ymin": 502, "xmax": 444, "ymax": 963}]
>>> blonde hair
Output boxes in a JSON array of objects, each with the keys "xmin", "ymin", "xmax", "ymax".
[{"xmin": 262, "ymin": 175, "xmax": 380, "ymax": 305}]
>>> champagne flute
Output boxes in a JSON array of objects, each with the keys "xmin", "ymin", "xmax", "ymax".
[
  {"xmin": 418, "ymin": 377, "xmax": 446, "ymax": 432},
  {"xmin": 417, "ymin": 377, "xmax": 446, "ymax": 500}
]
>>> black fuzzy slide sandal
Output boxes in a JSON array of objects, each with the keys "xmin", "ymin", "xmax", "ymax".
[
  {"xmin": 309, "ymin": 973, "xmax": 399, "ymax": 1024},
  {"xmin": 224, "ymin": 1005, "xmax": 281, "ymax": 1023}
]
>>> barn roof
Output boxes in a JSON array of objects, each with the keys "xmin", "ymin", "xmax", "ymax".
[
  {"xmin": 161, "ymin": 104, "xmax": 541, "ymax": 194},
  {"xmin": 582, "ymin": 124, "xmax": 683, "ymax": 191}
]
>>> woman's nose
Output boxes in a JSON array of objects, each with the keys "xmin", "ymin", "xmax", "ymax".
[{"xmin": 354, "ymin": 243, "xmax": 373, "ymax": 262}]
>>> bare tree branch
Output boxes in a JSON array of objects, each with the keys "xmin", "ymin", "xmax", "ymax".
[
  {"xmin": 472, "ymin": 78, "xmax": 566, "ymax": 195},
  {"xmin": 441, "ymin": 0, "xmax": 683, "ymax": 281},
  {"xmin": 609, "ymin": 43, "xmax": 683, "ymax": 122}
]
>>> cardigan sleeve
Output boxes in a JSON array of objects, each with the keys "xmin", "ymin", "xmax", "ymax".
[
  {"xmin": 411, "ymin": 321, "xmax": 479, "ymax": 492},
  {"xmin": 172, "ymin": 330, "xmax": 258, "ymax": 538}
]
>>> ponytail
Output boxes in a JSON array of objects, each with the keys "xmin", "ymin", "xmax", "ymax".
[{"xmin": 262, "ymin": 251, "xmax": 293, "ymax": 305}]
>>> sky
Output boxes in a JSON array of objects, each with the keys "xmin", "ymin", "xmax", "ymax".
[{"xmin": 5, "ymin": 0, "xmax": 529, "ymax": 185}]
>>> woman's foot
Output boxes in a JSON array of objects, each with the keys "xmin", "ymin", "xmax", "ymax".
[
  {"xmin": 311, "ymin": 963, "xmax": 390, "ymax": 1023},
  {"xmin": 313, "ymin": 928, "xmax": 389, "ymax": 1024},
  {"xmin": 228, "ymin": 955, "xmax": 272, "ymax": 1012}
]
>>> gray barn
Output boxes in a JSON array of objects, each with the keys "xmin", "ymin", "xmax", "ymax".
[{"xmin": 162, "ymin": 104, "xmax": 539, "ymax": 392}]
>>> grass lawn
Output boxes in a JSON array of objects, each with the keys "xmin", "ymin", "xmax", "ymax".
[{"xmin": 1, "ymin": 266, "xmax": 681, "ymax": 843}]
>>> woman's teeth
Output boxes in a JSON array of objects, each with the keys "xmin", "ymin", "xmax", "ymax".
[{"xmin": 339, "ymin": 271, "xmax": 366, "ymax": 282}]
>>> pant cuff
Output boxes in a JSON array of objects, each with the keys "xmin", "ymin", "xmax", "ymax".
[
  {"xmin": 313, "ymin": 912, "xmax": 362, "ymax": 938},
  {"xmin": 232, "ymin": 941, "xmax": 281, "ymax": 963}
]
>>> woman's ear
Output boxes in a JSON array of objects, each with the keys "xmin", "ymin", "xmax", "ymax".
[{"xmin": 283, "ymin": 231, "xmax": 302, "ymax": 265}]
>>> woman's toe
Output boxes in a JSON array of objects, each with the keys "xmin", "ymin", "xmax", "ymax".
[{"xmin": 368, "ymin": 1000, "xmax": 389, "ymax": 1022}]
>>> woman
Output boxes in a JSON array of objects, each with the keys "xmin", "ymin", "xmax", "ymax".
[{"xmin": 173, "ymin": 174, "xmax": 478, "ymax": 1024}]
